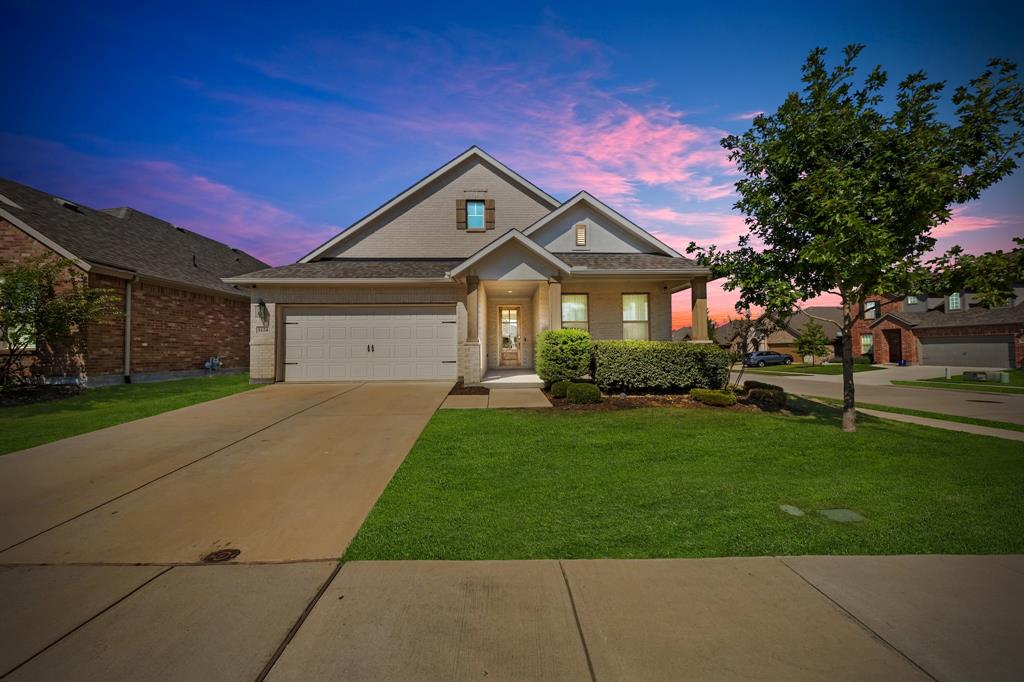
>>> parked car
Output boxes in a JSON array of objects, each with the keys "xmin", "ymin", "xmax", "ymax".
[{"xmin": 744, "ymin": 351, "xmax": 794, "ymax": 367}]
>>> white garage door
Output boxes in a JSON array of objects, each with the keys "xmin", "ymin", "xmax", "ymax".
[{"xmin": 283, "ymin": 306, "xmax": 458, "ymax": 381}]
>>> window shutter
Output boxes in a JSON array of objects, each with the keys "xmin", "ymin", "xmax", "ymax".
[
  {"xmin": 484, "ymin": 199, "xmax": 495, "ymax": 230},
  {"xmin": 456, "ymin": 199, "xmax": 467, "ymax": 230}
]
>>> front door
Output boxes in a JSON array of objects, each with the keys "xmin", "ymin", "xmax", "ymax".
[
  {"xmin": 499, "ymin": 306, "xmax": 521, "ymax": 367},
  {"xmin": 883, "ymin": 329, "xmax": 903, "ymax": 364}
]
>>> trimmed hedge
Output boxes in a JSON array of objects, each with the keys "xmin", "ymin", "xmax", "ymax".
[
  {"xmin": 743, "ymin": 380, "xmax": 783, "ymax": 392},
  {"xmin": 690, "ymin": 388, "xmax": 737, "ymax": 406},
  {"xmin": 748, "ymin": 387, "xmax": 787, "ymax": 409},
  {"xmin": 855, "ymin": 354, "xmax": 874, "ymax": 365},
  {"xmin": 567, "ymin": 382, "xmax": 602, "ymax": 404},
  {"xmin": 551, "ymin": 380, "xmax": 572, "ymax": 399},
  {"xmin": 592, "ymin": 341, "xmax": 730, "ymax": 393},
  {"xmin": 536, "ymin": 329, "xmax": 593, "ymax": 383}
]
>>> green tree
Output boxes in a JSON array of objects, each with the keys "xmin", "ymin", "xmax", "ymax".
[
  {"xmin": 0, "ymin": 256, "xmax": 118, "ymax": 388},
  {"xmin": 927, "ymin": 237, "xmax": 1024, "ymax": 306},
  {"xmin": 796, "ymin": 319, "xmax": 830, "ymax": 364},
  {"xmin": 689, "ymin": 45, "xmax": 1024, "ymax": 431}
]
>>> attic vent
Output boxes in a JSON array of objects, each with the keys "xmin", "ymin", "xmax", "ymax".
[
  {"xmin": 176, "ymin": 226, "xmax": 187, "ymax": 233},
  {"xmin": 575, "ymin": 223, "xmax": 587, "ymax": 247},
  {"xmin": 53, "ymin": 197, "xmax": 83, "ymax": 214}
]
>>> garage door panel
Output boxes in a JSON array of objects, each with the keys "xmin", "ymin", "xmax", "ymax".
[
  {"xmin": 283, "ymin": 306, "xmax": 457, "ymax": 382},
  {"xmin": 920, "ymin": 336, "xmax": 1013, "ymax": 368}
]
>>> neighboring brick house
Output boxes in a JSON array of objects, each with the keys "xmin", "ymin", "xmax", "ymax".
[
  {"xmin": 851, "ymin": 291, "xmax": 1024, "ymax": 368},
  {"xmin": 0, "ymin": 178, "xmax": 268, "ymax": 385}
]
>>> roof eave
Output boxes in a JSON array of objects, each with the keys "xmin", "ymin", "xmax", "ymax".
[{"xmin": 222, "ymin": 277, "xmax": 454, "ymax": 286}]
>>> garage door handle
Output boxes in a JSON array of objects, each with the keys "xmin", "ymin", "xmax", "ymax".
[
  {"xmin": 442, "ymin": 360, "xmax": 456, "ymax": 364},
  {"xmin": 371, "ymin": 344, "xmax": 375, "ymax": 352},
  {"xmin": 284, "ymin": 362, "xmax": 298, "ymax": 365}
]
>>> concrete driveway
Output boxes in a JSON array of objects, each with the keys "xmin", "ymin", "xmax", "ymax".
[{"xmin": 0, "ymin": 381, "xmax": 451, "ymax": 563}]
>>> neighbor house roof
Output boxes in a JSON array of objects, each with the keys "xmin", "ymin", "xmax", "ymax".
[
  {"xmin": 0, "ymin": 178, "xmax": 267, "ymax": 297},
  {"xmin": 881, "ymin": 304, "xmax": 1024, "ymax": 329},
  {"xmin": 225, "ymin": 258, "xmax": 462, "ymax": 283}
]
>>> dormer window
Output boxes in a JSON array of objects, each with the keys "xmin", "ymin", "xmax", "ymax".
[
  {"xmin": 466, "ymin": 200, "xmax": 485, "ymax": 230},
  {"xmin": 575, "ymin": 223, "xmax": 587, "ymax": 247},
  {"xmin": 906, "ymin": 295, "xmax": 919, "ymax": 305},
  {"xmin": 864, "ymin": 300, "xmax": 879, "ymax": 319},
  {"xmin": 948, "ymin": 292, "xmax": 962, "ymax": 311}
]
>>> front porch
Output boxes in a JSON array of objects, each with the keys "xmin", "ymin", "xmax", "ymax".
[{"xmin": 471, "ymin": 368, "xmax": 545, "ymax": 389}]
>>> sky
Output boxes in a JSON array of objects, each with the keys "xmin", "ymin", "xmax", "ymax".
[{"xmin": 2, "ymin": 0, "xmax": 1022, "ymax": 328}]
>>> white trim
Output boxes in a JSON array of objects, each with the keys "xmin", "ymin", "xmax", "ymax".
[
  {"xmin": 299, "ymin": 147, "xmax": 561, "ymax": 263},
  {"xmin": 0, "ymin": 206, "xmax": 92, "ymax": 271},
  {"xmin": 222, "ymin": 277, "xmax": 454, "ymax": 285},
  {"xmin": 523, "ymin": 191, "xmax": 683, "ymax": 257},
  {"xmin": 446, "ymin": 230, "xmax": 571, "ymax": 278}
]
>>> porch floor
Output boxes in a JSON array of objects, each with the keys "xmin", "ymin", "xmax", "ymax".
[{"xmin": 470, "ymin": 369, "xmax": 544, "ymax": 389}]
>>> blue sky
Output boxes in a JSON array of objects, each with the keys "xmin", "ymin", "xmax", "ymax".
[{"xmin": 2, "ymin": 0, "xmax": 1022, "ymax": 324}]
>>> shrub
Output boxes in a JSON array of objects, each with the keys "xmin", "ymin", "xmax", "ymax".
[
  {"xmin": 690, "ymin": 388, "xmax": 737, "ymax": 406},
  {"xmin": 536, "ymin": 329, "xmax": 593, "ymax": 383},
  {"xmin": 748, "ymin": 387, "xmax": 787, "ymax": 409},
  {"xmin": 566, "ymin": 382, "xmax": 602, "ymax": 404},
  {"xmin": 854, "ymin": 354, "xmax": 874, "ymax": 365},
  {"xmin": 743, "ymin": 379, "xmax": 783, "ymax": 392},
  {"xmin": 551, "ymin": 380, "xmax": 572, "ymax": 399},
  {"xmin": 592, "ymin": 341, "xmax": 730, "ymax": 393}
]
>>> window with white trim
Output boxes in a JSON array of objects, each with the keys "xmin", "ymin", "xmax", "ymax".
[
  {"xmin": 561, "ymin": 294, "xmax": 589, "ymax": 330},
  {"xmin": 948, "ymin": 292, "xmax": 962, "ymax": 311},
  {"xmin": 860, "ymin": 333, "xmax": 874, "ymax": 355},
  {"xmin": 466, "ymin": 200, "xmax": 485, "ymax": 230},
  {"xmin": 622, "ymin": 293, "xmax": 650, "ymax": 340},
  {"xmin": 864, "ymin": 300, "xmax": 879, "ymax": 319},
  {"xmin": 906, "ymin": 295, "xmax": 919, "ymax": 304}
]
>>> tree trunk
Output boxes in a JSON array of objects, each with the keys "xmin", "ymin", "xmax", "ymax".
[{"xmin": 841, "ymin": 302, "xmax": 857, "ymax": 432}]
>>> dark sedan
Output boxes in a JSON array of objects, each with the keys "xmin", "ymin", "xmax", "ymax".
[{"xmin": 743, "ymin": 351, "xmax": 794, "ymax": 367}]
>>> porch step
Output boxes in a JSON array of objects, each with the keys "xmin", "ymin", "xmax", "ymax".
[{"xmin": 471, "ymin": 371, "xmax": 545, "ymax": 389}]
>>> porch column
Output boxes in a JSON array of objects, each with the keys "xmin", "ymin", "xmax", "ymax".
[
  {"xmin": 466, "ymin": 276, "xmax": 479, "ymax": 341},
  {"xmin": 548, "ymin": 280, "xmax": 562, "ymax": 329},
  {"xmin": 690, "ymin": 277, "xmax": 709, "ymax": 342}
]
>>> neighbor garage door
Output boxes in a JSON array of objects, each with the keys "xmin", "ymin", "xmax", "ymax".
[
  {"xmin": 919, "ymin": 336, "xmax": 1014, "ymax": 368},
  {"xmin": 283, "ymin": 306, "xmax": 458, "ymax": 381}
]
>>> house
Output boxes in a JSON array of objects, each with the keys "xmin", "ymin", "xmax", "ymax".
[
  {"xmin": 760, "ymin": 307, "xmax": 843, "ymax": 360},
  {"xmin": 225, "ymin": 147, "xmax": 712, "ymax": 383},
  {"xmin": 0, "ymin": 178, "xmax": 268, "ymax": 385},
  {"xmin": 851, "ymin": 291, "xmax": 1024, "ymax": 367}
]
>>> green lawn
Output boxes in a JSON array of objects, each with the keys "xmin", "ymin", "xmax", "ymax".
[
  {"xmin": 344, "ymin": 402, "xmax": 1024, "ymax": 561},
  {"xmin": 0, "ymin": 374, "xmax": 260, "ymax": 455},
  {"xmin": 811, "ymin": 396, "xmax": 1024, "ymax": 433},
  {"xmin": 744, "ymin": 363, "xmax": 883, "ymax": 375},
  {"xmin": 893, "ymin": 378, "xmax": 1024, "ymax": 395}
]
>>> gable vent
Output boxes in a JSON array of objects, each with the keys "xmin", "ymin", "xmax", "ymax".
[
  {"xmin": 53, "ymin": 197, "xmax": 83, "ymax": 214},
  {"xmin": 575, "ymin": 223, "xmax": 587, "ymax": 247}
]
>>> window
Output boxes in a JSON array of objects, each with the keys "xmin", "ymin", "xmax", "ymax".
[
  {"xmin": 906, "ymin": 295, "xmax": 919, "ymax": 305},
  {"xmin": 561, "ymin": 294, "xmax": 589, "ymax": 330},
  {"xmin": 860, "ymin": 333, "xmax": 874, "ymax": 355},
  {"xmin": 575, "ymin": 223, "xmax": 587, "ymax": 247},
  {"xmin": 466, "ymin": 200, "xmax": 485, "ymax": 230},
  {"xmin": 864, "ymin": 300, "xmax": 879, "ymax": 319},
  {"xmin": 622, "ymin": 293, "xmax": 649, "ymax": 340},
  {"xmin": 948, "ymin": 292, "xmax": 962, "ymax": 311}
]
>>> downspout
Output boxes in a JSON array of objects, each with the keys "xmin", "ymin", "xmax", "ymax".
[{"xmin": 123, "ymin": 278, "xmax": 135, "ymax": 383}]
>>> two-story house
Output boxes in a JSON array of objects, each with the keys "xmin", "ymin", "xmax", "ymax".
[
  {"xmin": 224, "ymin": 147, "xmax": 713, "ymax": 384},
  {"xmin": 851, "ymin": 289, "xmax": 1024, "ymax": 368}
]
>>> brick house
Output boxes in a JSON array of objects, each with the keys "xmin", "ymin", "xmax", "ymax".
[
  {"xmin": 851, "ymin": 291, "xmax": 1024, "ymax": 368},
  {"xmin": 0, "ymin": 178, "xmax": 268, "ymax": 385}
]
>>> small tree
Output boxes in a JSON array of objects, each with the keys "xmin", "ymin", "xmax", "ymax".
[
  {"xmin": 690, "ymin": 45, "xmax": 1024, "ymax": 431},
  {"xmin": 796, "ymin": 319, "xmax": 830, "ymax": 364},
  {"xmin": 0, "ymin": 257, "xmax": 118, "ymax": 388}
]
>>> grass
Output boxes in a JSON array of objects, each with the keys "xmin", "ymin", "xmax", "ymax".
[
  {"xmin": 0, "ymin": 373, "xmax": 260, "ymax": 455},
  {"xmin": 810, "ymin": 396, "xmax": 1024, "ymax": 433},
  {"xmin": 744, "ymin": 363, "xmax": 883, "ymax": 375},
  {"xmin": 344, "ymin": 400, "xmax": 1024, "ymax": 561},
  {"xmin": 892, "ymin": 380, "xmax": 1024, "ymax": 395}
]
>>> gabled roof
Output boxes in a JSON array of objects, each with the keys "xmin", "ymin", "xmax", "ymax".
[
  {"xmin": 522, "ymin": 191, "xmax": 683, "ymax": 258},
  {"xmin": 0, "ymin": 178, "xmax": 268, "ymax": 297},
  {"xmin": 225, "ymin": 258, "xmax": 461, "ymax": 283},
  {"xmin": 877, "ymin": 304, "xmax": 1024, "ymax": 329},
  {"xmin": 447, "ymin": 230, "xmax": 570, "ymax": 278},
  {"xmin": 299, "ymin": 146, "xmax": 561, "ymax": 263}
]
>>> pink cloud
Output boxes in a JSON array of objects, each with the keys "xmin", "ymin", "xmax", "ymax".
[
  {"xmin": 729, "ymin": 110, "xmax": 764, "ymax": 121},
  {"xmin": 936, "ymin": 208, "xmax": 1016, "ymax": 236}
]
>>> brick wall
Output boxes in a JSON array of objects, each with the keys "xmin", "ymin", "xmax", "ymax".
[
  {"xmin": 1, "ymin": 218, "xmax": 54, "ymax": 261},
  {"xmin": 84, "ymin": 274, "xmax": 127, "ymax": 376},
  {"xmin": 850, "ymin": 295, "xmax": 903, "ymax": 360}
]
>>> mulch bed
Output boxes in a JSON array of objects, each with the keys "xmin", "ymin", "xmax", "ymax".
[
  {"xmin": 546, "ymin": 391, "xmax": 805, "ymax": 415},
  {"xmin": 0, "ymin": 383, "xmax": 84, "ymax": 408},
  {"xmin": 449, "ymin": 381, "xmax": 490, "ymax": 396}
]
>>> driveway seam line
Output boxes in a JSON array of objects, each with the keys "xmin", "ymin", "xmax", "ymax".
[
  {"xmin": 0, "ymin": 565, "xmax": 174, "ymax": 680},
  {"xmin": 254, "ymin": 561, "xmax": 345, "ymax": 682},
  {"xmin": 558, "ymin": 560, "xmax": 599, "ymax": 682},
  {"xmin": 0, "ymin": 384, "xmax": 364, "ymax": 555},
  {"xmin": 777, "ymin": 557, "xmax": 939, "ymax": 682}
]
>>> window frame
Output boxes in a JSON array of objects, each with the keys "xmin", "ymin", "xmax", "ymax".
[
  {"xmin": 560, "ymin": 293, "xmax": 589, "ymax": 331},
  {"xmin": 906, "ymin": 295, "xmax": 919, "ymax": 305},
  {"xmin": 947, "ymin": 292, "xmax": 962, "ymax": 311},
  {"xmin": 863, "ymin": 300, "xmax": 879, "ymax": 320},
  {"xmin": 860, "ymin": 333, "xmax": 874, "ymax": 355},
  {"xmin": 621, "ymin": 292, "xmax": 650, "ymax": 341},
  {"xmin": 574, "ymin": 222, "xmax": 587, "ymax": 248},
  {"xmin": 466, "ymin": 200, "xmax": 486, "ymax": 231}
]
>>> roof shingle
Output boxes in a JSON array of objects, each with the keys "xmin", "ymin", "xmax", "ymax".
[{"xmin": 229, "ymin": 259, "xmax": 463, "ymax": 280}]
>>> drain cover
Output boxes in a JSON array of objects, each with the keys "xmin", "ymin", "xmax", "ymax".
[{"xmin": 202, "ymin": 548, "xmax": 241, "ymax": 563}]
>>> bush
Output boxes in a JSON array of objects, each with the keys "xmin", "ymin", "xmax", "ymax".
[
  {"xmin": 551, "ymin": 380, "xmax": 572, "ymax": 399},
  {"xmin": 743, "ymin": 379, "xmax": 783, "ymax": 392},
  {"xmin": 854, "ymin": 354, "xmax": 874, "ymax": 365},
  {"xmin": 748, "ymin": 387, "xmax": 787, "ymax": 409},
  {"xmin": 592, "ymin": 341, "xmax": 731, "ymax": 393},
  {"xmin": 690, "ymin": 388, "xmax": 737, "ymax": 406},
  {"xmin": 567, "ymin": 382, "xmax": 602, "ymax": 404},
  {"xmin": 536, "ymin": 329, "xmax": 593, "ymax": 383}
]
